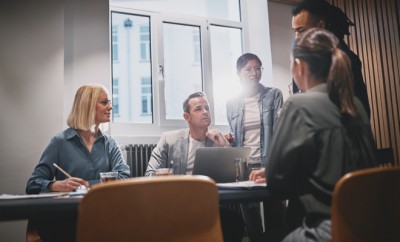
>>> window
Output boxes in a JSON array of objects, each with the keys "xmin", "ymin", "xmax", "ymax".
[
  {"xmin": 141, "ymin": 78, "xmax": 152, "ymax": 115},
  {"xmin": 140, "ymin": 25, "xmax": 150, "ymax": 61},
  {"xmin": 111, "ymin": 0, "xmax": 240, "ymax": 21},
  {"xmin": 112, "ymin": 27, "xmax": 118, "ymax": 62},
  {"xmin": 210, "ymin": 25, "xmax": 243, "ymax": 125},
  {"xmin": 110, "ymin": 0, "xmax": 244, "ymax": 128},
  {"xmin": 111, "ymin": 13, "xmax": 152, "ymax": 123},
  {"xmin": 112, "ymin": 78, "xmax": 120, "ymax": 117},
  {"xmin": 193, "ymin": 30, "xmax": 201, "ymax": 64},
  {"xmin": 163, "ymin": 22, "xmax": 203, "ymax": 120}
]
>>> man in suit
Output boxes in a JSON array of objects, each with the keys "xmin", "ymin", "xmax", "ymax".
[
  {"xmin": 145, "ymin": 91, "xmax": 229, "ymax": 176},
  {"xmin": 145, "ymin": 91, "xmax": 244, "ymax": 242},
  {"xmin": 291, "ymin": 0, "xmax": 371, "ymax": 118}
]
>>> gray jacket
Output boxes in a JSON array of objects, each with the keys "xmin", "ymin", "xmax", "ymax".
[
  {"xmin": 226, "ymin": 84, "xmax": 283, "ymax": 165},
  {"xmin": 267, "ymin": 84, "xmax": 377, "ymax": 218},
  {"xmin": 145, "ymin": 128, "xmax": 216, "ymax": 176}
]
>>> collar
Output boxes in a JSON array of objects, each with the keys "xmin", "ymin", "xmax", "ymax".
[
  {"xmin": 66, "ymin": 127, "xmax": 105, "ymax": 140},
  {"xmin": 307, "ymin": 83, "xmax": 327, "ymax": 93}
]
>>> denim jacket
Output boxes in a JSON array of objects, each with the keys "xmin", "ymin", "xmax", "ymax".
[{"xmin": 226, "ymin": 84, "xmax": 283, "ymax": 166}]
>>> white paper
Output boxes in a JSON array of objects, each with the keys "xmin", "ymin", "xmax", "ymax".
[
  {"xmin": 0, "ymin": 188, "xmax": 89, "ymax": 200},
  {"xmin": 0, "ymin": 192, "xmax": 69, "ymax": 200},
  {"xmin": 217, "ymin": 180, "xmax": 267, "ymax": 189}
]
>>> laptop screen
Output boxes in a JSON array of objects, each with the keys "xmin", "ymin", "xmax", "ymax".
[{"xmin": 192, "ymin": 147, "xmax": 250, "ymax": 183}]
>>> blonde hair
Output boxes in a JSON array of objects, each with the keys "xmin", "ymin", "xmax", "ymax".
[{"xmin": 67, "ymin": 84, "xmax": 108, "ymax": 130}]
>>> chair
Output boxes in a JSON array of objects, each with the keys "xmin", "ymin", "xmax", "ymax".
[
  {"xmin": 26, "ymin": 220, "xmax": 43, "ymax": 242},
  {"xmin": 332, "ymin": 166, "xmax": 400, "ymax": 242},
  {"xmin": 75, "ymin": 175, "xmax": 224, "ymax": 242}
]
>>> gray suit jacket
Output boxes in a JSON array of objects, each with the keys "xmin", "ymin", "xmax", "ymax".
[{"xmin": 145, "ymin": 128, "xmax": 216, "ymax": 176}]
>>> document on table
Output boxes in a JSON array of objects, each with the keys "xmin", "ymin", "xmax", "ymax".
[
  {"xmin": 0, "ymin": 188, "xmax": 88, "ymax": 200},
  {"xmin": 217, "ymin": 180, "xmax": 267, "ymax": 189},
  {"xmin": 0, "ymin": 192, "xmax": 69, "ymax": 200}
]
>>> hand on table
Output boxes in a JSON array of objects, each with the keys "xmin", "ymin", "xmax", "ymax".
[
  {"xmin": 50, "ymin": 177, "xmax": 89, "ymax": 192},
  {"xmin": 249, "ymin": 168, "xmax": 266, "ymax": 184}
]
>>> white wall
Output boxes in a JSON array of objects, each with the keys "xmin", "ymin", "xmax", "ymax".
[
  {"xmin": 244, "ymin": 0, "xmax": 274, "ymax": 86},
  {"xmin": 0, "ymin": 0, "xmax": 292, "ymax": 241},
  {"xmin": 268, "ymin": 1, "xmax": 295, "ymax": 101},
  {"xmin": 0, "ymin": 0, "xmax": 109, "ymax": 241},
  {"xmin": 64, "ymin": 0, "xmax": 111, "ymax": 126},
  {"xmin": 0, "ymin": 2, "xmax": 64, "ymax": 241}
]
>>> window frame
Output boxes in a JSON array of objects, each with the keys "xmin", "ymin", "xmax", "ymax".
[{"xmin": 109, "ymin": 3, "xmax": 247, "ymax": 136}]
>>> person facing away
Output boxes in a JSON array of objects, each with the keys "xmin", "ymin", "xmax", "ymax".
[
  {"xmin": 26, "ymin": 84, "xmax": 130, "ymax": 194},
  {"xmin": 144, "ymin": 91, "xmax": 244, "ymax": 242},
  {"xmin": 249, "ymin": 28, "xmax": 378, "ymax": 242},
  {"xmin": 145, "ymin": 91, "xmax": 230, "ymax": 176},
  {"xmin": 291, "ymin": 0, "xmax": 371, "ymax": 119},
  {"xmin": 226, "ymin": 53, "xmax": 285, "ymax": 242}
]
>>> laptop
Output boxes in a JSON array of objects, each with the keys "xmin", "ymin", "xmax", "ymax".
[{"xmin": 192, "ymin": 147, "xmax": 251, "ymax": 183}]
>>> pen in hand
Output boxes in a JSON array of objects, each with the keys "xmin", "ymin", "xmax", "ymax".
[
  {"xmin": 53, "ymin": 163, "xmax": 72, "ymax": 178},
  {"xmin": 53, "ymin": 163, "xmax": 87, "ymax": 190}
]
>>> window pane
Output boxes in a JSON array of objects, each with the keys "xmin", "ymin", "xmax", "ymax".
[
  {"xmin": 111, "ymin": 0, "xmax": 240, "ymax": 21},
  {"xmin": 163, "ymin": 23, "xmax": 203, "ymax": 120},
  {"xmin": 111, "ymin": 12, "xmax": 153, "ymax": 123},
  {"xmin": 112, "ymin": 27, "xmax": 118, "ymax": 62},
  {"xmin": 210, "ymin": 25, "xmax": 243, "ymax": 125},
  {"xmin": 112, "ymin": 78, "xmax": 120, "ymax": 117}
]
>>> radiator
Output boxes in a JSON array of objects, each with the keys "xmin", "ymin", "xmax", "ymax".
[{"xmin": 125, "ymin": 144, "xmax": 157, "ymax": 177}]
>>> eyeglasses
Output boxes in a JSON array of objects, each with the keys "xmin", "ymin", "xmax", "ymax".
[{"xmin": 242, "ymin": 66, "xmax": 264, "ymax": 74}]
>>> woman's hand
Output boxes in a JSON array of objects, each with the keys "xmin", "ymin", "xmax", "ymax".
[
  {"xmin": 249, "ymin": 168, "xmax": 266, "ymax": 184},
  {"xmin": 206, "ymin": 129, "xmax": 230, "ymax": 147},
  {"xmin": 49, "ymin": 177, "xmax": 89, "ymax": 192}
]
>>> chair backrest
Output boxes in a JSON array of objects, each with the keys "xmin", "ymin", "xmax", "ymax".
[
  {"xmin": 332, "ymin": 166, "xmax": 400, "ymax": 242},
  {"xmin": 76, "ymin": 175, "xmax": 223, "ymax": 242}
]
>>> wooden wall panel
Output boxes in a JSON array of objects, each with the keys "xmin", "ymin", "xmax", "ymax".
[{"xmin": 328, "ymin": 0, "xmax": 400, "ymax": 165}]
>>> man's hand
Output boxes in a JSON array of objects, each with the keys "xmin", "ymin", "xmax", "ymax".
[
  {"xmin": 249, "ymin": 168, "xmax": 266, "ymax": 184},
  {"xmin": 206, "ymin": 129, "xmax": 230, "ymax": 147}
]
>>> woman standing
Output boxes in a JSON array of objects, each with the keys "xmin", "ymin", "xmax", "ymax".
[{"xmin": 226, "ymin": 53, "xmax": 285, "ymax": 241}]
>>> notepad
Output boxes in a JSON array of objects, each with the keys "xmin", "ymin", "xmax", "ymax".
[{"xmin": 217, "ymin": 180, "xmax": 267, "ymax": 189}]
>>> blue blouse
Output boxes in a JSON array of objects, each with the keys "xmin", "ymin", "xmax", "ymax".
[{"xmin": 26, "ymin": 128, "xmax": 130, "ymax": 194}]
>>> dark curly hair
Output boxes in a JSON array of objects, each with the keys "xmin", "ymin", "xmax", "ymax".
[{"xmin": 292, "ymin": 0, "xmax": 354, "ymax": 40}]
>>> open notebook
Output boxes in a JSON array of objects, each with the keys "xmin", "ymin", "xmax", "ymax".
[{"xmin": 192, "ymin": 147, "xmax": 250, "ymax": 183}]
